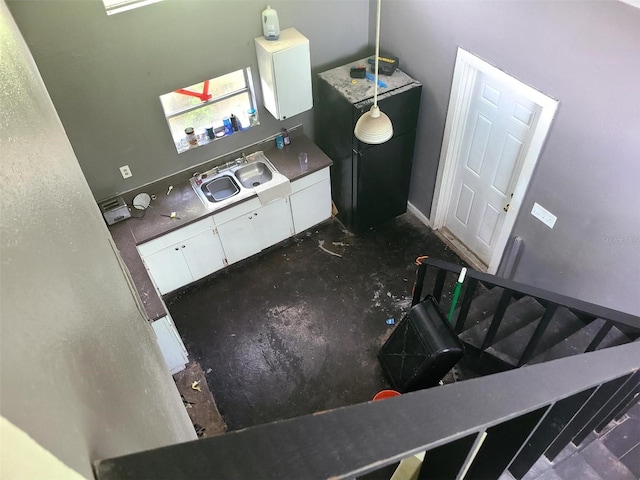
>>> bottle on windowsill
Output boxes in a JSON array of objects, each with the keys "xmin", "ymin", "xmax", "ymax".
[
  {"xmin": 230, "ymin": 114, "xmax": 240, "ymax": 132},
  {"xmin": 185, "ymin": 127, "xmax": 198, "ymax": 148}
]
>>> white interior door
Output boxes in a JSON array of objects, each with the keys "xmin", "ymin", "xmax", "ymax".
[
  {"xmin": 430, "ymin": 49, "xmax": 558, "ymax": 274},
  {"xmin": 445, "ymin": 72, "xmax": 542, "ymax": 266}
]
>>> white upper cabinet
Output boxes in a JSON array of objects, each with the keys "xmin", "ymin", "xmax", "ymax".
[{"xmin": 255, "ymin": 28, "xmax": 313, "ymax": 120}]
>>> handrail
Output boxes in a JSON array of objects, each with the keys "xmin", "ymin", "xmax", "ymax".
[
  {"xmin": 94, "ymin": 343, "xmax": 640, "ymax": 480},
  {"xmin": 413, "ymin": 257, "xmax": 640, "ymax": 330}
]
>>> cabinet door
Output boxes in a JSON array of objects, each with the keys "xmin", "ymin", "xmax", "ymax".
[
  {"xmin": 181, "ymin": 229, "xmax": 227, "ymax": 281},
  {"xmin": 216, "ymin": 213, "xmax": 262, "ymax": 265},
  {"xmin": 253, "ymin": 197, "xmax": 294, "ymax": 247},
  {"xmin": 290, "ymin": 179, "xmax": 332, "ymax": 234},
  {"xmin": 143, "ymin": 245, "xmax": 193, "ymax": 295},
  {"xmin": 273, "ymin": 44, "xmax": 313, "ymax": 119},
  {"xmin": 152, "ymin": 316, "xmax": 188, "ymax": 374}
]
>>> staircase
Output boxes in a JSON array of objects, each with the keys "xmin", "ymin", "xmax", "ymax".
[
  {"xmin": 412, "ymin": 258, "xmax": 638, "ymax": 375},
  {"xmin": 95, "ymin": 258, "xmax": 640, "ymax": 480},
  {"xmin": 411, "ymin": 257, "xmax": 640, "ymax": 479}
]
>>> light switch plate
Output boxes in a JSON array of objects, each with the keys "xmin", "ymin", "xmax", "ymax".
[
  {"xmin": 119, "ymin": 165, "xmax": 132, "ymax": 179},
  {"xmin": 531, "ymin": 202, "xmax": 557, "ymax": 229}
]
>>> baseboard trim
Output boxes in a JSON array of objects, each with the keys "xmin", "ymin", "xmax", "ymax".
[
  {"xmin": 406, "ymin": 203, "xmax": 488, "ymax": 273},
  {"xmin": 435, "ymin": 228, "xmax": 488, "ymax": 273},
  {"xmin": 407, "ymin": 202, "xmax": 430, "ymax": 228}
]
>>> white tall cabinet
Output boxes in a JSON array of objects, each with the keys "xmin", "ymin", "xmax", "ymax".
[{"xmin": 255, "ymin": 28, "xmax": 313, "ymax": 120}]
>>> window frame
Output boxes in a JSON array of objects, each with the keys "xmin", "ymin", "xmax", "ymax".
[
  {"xmin": 164, "ymin": 69, "xmax": 254, "ymax": 121},
  {"xmin": 103, "ymin": 0, "xmax": 163, "ymax": 16},
  {"xmin": 160, "ymin": 68, "xmax": 259, "ymax": 153}
]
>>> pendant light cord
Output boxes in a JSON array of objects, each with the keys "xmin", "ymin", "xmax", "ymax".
[{"xmin": 373, "ymin": 0, "xmax": 381, "ymax": 108}]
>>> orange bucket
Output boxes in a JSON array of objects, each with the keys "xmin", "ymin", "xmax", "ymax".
[{"xmin": 373, "ymin": 389, "xmax": 401, "ymax": 401}]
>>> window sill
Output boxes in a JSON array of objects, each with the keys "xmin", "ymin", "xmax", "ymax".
[{"xmin": 176, "ymin": 127, "xmax": 254, "ymax": 154}]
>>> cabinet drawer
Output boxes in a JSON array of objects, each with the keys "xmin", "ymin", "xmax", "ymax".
[
  {"xmin": 137, "ymin": 216, "xmax": 214, "ymax": 257},
  {"xmin": 291, "ymin": 167, "xmax": 330, "ymax": 194},
  {"xmin": 213, "ymin": 196, "xmax": 262, "ymax": 225}
]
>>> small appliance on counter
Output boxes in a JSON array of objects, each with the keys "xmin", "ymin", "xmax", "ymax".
[{"xmin": 99, "ymin": 196, "xmax": 130, "ymax": 225}]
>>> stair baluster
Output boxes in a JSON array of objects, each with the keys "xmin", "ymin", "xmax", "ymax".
[
  {"xmin": 517, "ymin": 303, "xmax": 559, "ymax": 366},
  {"xmin": 585, "ymin": 320, "xmax": 614, "ymax": 352},
  {"xmin": 454, "ymin": 277, "xmax": 478, "ymax": 333},
  {"xmin": 481, "ymin": 289, "xmax": 513, "ymax": 350}
]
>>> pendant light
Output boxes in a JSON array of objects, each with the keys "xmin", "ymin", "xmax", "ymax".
[{"xmin": 354, "ymin": 0, "xmax": 393, "ymax": 144}]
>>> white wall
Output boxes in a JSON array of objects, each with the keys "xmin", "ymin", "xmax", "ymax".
[{"xmin": 0, "ymin": 2, "xmax": 196, "ymax": 476}]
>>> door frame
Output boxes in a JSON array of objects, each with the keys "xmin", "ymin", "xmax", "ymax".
[{"xmin": 430, "ymin": 48, "xmax": 558, "ymax": 274}]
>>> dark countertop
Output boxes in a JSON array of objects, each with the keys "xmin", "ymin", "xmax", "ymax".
[{"xmin": 109, "ymin": 134, "xmax": 333, "ymax": 321}]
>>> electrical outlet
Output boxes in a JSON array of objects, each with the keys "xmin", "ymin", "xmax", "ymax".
[
  {"xmin": 531, "ymin": 202, "xmax": 557, "ymax": 229},
  {"xmin": 119, "ymin": 165, "xmax": 132, "ymax": 179}
]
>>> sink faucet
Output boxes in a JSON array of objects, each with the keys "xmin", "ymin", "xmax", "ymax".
[{"xmin": 242, "ymin": 152, "xmax": 248, "ymax": 163}]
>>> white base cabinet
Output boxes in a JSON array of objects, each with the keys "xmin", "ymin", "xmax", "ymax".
[
  {"xmin": 138, "ymin": 217, "xmax": 226, "ymax": 295},
  {"xmin": 215, "ymin": 197, "xmax": 294, "ymax": 265},
  {"xmin": 289, "ymin": 168, "xmax": 331, "ymax": 234},
  {"xmin": 137, "ymin": 167, "xmax": 331, "ymax": 295},
  {"xmin": 152, "ymin": 315, "xmax": 188, "ymax": 374}
]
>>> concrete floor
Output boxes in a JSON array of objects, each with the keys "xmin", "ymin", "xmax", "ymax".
[{"xmin": 165, "ymin": 213, "xmax": 464, "ymax": 431}]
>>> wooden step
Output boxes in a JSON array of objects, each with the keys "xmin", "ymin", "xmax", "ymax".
[
  {"xmin": 527, "ymin": 319, "xmax": 631, "ymax": 365},
  {"xmin": 460, "ymin": 295, "xmax": 545, "ymax": 350},
  {"xmin": 451, "ymin": 286, "xmax": 504, "ymax": 332},
  {"xmin": 487, "ymin": 306, "xmax": 586, "ymax": 367}
]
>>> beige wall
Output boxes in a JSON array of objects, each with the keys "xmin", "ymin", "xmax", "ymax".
[{"xmin": 0, "ymin": 1, "xmax": 196, "ymax": 476}]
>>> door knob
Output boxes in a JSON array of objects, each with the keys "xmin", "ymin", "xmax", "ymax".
[{"xmin": 504, "ymin": 193, "xmax": 514, "ymax": 212}]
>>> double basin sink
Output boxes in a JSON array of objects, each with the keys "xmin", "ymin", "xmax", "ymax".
[{"xmin": 191, "ymin": 151, "xmax": 277, "ymax": 207}]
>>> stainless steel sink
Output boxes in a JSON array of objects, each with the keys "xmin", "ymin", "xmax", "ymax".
[
  {"xmin": 201, "ymin": 175, "xmax": 240, "ymax": 202},
  {"xmin": 190, "ymin": 151, "xmax": 278, "ymax": 208},
  {"xmin": 234, "ymin": 161, "xmax": 273, "ymax": 189}
]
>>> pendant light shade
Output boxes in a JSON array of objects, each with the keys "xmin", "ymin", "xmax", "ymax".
[
  {"xmin": 354, "ymin": 0, "xmax": 393, "ymax": 145},
  {"xmin": 354, "ymin": 105, "xmax": 393, "ymax": 144}
]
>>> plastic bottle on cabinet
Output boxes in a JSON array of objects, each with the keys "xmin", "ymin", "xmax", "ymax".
[{"xmin": 262, "ymin": 5, "xmax": 280, "ymax": 40}]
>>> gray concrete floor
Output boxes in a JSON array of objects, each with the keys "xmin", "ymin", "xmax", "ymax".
[{"xmin": 165, "ymin": 213, "xmax": 464, "ymax": 431}]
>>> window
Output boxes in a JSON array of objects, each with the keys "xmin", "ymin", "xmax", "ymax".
[
  {"xmin": 160, "ymin": 68, "xmax": 259, "ymax": 153},
  {"xmin": 102, "ymin": 0, "xmax": 162, "ymax": 16}
]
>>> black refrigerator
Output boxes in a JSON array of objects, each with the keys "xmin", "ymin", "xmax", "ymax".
[{"xmin": 317, "ymin": 58, "xmax": 422, "ymax": 233}]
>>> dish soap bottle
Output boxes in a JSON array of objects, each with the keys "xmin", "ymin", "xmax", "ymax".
[{"xmin": 262, "ymin": 5, "xmax": 280, "ymax": 40}]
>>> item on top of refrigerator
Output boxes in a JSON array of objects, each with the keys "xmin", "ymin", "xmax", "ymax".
[{"xmin": 367, "ymin": 55, "xmax": 399, "ymax": 75}]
